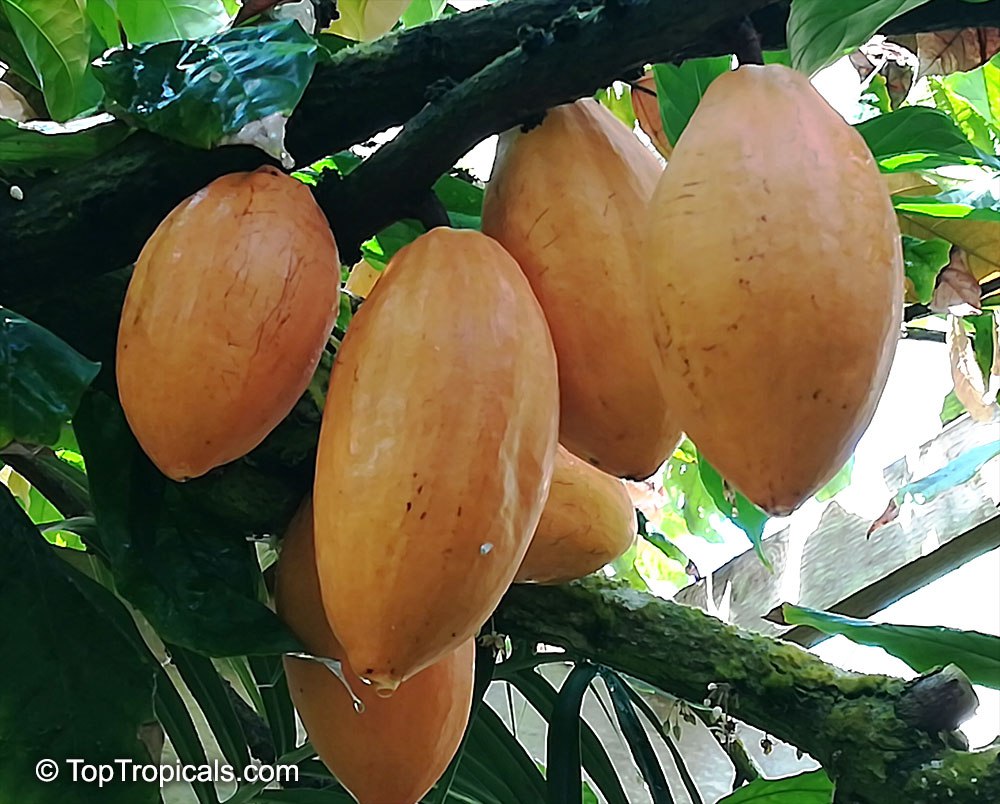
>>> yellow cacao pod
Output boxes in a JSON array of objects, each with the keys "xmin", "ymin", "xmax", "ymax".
[
  {"xmin": 483, "ymin": 98, "xmax": 681, "ymax": 480},
  {"xmin": 276, "ymin": 501, "xmax": 473, "ymax": 804},
  {"xmin": 516, "ymin": 445, "xmax": 637, "ymax": 584},
  {"xmin": 646, "ymin": 65, "xmax": 903, "ymax": 515},
  {"xmin": 314, "ymin": 227, "xmax": 559, "ymax": 692},
  {"xmin": 117, "ymin": 166, "xmax": 340, "ymax": 481}
]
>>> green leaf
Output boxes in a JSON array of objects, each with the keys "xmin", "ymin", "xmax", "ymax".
[
  {"xmin": 717, "ymin": 768, "xmax": 834, "ymax": 803},
  {"xmin": 74, "ymin": 390, "xmax": 302, "ymax": 657},
  {"xmin": 697, "ymin": 454, "xmax": 770, "ymax": 567},
  {"xmin": 434, "ymin": 172, "xmax": 484, "ymax": 230},
  {"xmin": 547, "ymin": 664, "xmax": 599, "ymax": 804},
  {"xmin": 0, "ymin": 115, "xmax": 129, "ymax": 176},
  {"xmin": 95, "ymin": 20, "xmax": 318, "ymax": 150},
  {"xmin": 401, "ymin": 0, "xmax": 448, "ymax": 28},
  {"xmin": 968, "ymin": 313, "xmax": 996, "ymax": 385},
  {"xmin": 361, "ymin": 219, "xmax": 424, "ymax": 270},
  {"xmin": 0, "ymin": 0, "xmax": 103, "ymax": 120},
  {"xmin": 814, "ymin": 456, "xmax": 855, "ymax": 503},
  {"xmin": 941, "ymin": 54, "xmax": 1000, "ymax": 129},
  {"xmin": 788, "ymin": 0, "xmax": 933, "ymax": 77},
  {"xmin": 0, "ymin": 487, "xmax": 158, "ymax": 803},
  {"xmin": 651, "ymin": 56, "xmax": 731, "ymax": 147},
  {"xmin": 940, "ymin": 389, "xmax": 966, "ymax": 425},
  {"xmin": 773, "ymin": 604, "xmax": 1000, "ymax": 690},
  {"xmin": 167, "ymin": 644, "xmax": 252, "ymax": 768},
  {"xmin": 512, "ymin": 669, "xmax": 630, "ymax": 804},
  {"xmin": 0, "ymin": 4, "xmax": 39, "ymax": 85},
  {"xmin": 112, "ymin": 0, "xmax": 233, "ymax": 44},
  {"xmin": 929, "ymin": 76, "xmax": 999, "ymax": 153},
  {"xmin": 893, "ymin": 187, "xmax": 1000, "ymax": 222},
  {"xmin": 599, "ymin": 670, "xmax": 673, "ymax": 803},
  {"xmin": 595, "ymin": 82, "xmax": 636, "ymax": 132},
  {"xmin": 901, "ymin": 235, "xmax": 952, "ymax": 304},
  {"xmin": 466, "ymin": 705, "xmax": 546, "ymax": 801},
  {"xmin": 85, "ymin": 0, "xmax": 121, "ymax": 47},
  {"xmin": 249, "ymin": 655, "xmax": 297, "ymax": 757},
  {"xmin": 855, "ymin": 106, "xmax": 1000, "ymax": 173},
  {"xmin": 659, "ymin": 440, "xmax": 725, "ymax": 544},
  {"xmin": 0, "ymin": 308, "xmax": 100, "ymax": 448}
]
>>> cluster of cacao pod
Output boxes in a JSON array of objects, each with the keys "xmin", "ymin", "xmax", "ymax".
[{"xmin": 115, "ymin": 62, "xmax": 903, "ymax": 803}]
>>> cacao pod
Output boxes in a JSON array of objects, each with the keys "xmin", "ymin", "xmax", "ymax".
[
  {"xmin": 314, "ymin": 227, "xmax": 558, "ymax": 692},
  {"xmin": 646, "ymin": 65, "xmax": 903, "ymax": 515},
  {"xmin": 483, "ymin": 98, "xmax": 680, "ymax": 480},
  {"xmin": 276, "ymin": 501, "xmax": 473, "ymax": 804},
  {"xmin": 516, "ymin": 445, "xmax": 637, "ymax": 584},
  {"xmin": 117, "ymin": 166, "xmax": 340, "ymax": 481},
  {"xmin": 632, "ymin": 71, "xmax": 672, "ymax": 159}
]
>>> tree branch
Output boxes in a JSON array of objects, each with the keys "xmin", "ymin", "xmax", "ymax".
[
  {"xmin": 3, "ymin": 0, "xmax": 996, "ymax": 304},
  {"xmin": 496, "ymin": 578, "xmax": 1000, "ymax": 803}
]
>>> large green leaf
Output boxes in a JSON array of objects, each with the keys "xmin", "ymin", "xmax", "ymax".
[
  {"xmin": 547, "ymin": 664, "xmax": 599, "ymax": 804},
  {"xmin": 788, "ymin": 0, "xmax": 934, "ymax": 77},
  {"xmin": 0, "ymin": 0, "xmax": 103, "ymax": 120},
  {"xmin": 465, "ymin": 705, "xmax": 547, "ymax": 801},
  {"xmin": 651, "ymin": 56, "xmax": 731, "ymax": 147},
  {"xmin": 856, "ymin": 106, "xmax": 1000, "ymax": 173},
  {"xmin": 512, "ymin": 668, "xmax": 630, "ymax": 804},
  {"xmin": 772, "ymin": 604, "xmax": 1000, "ymax": 690},
  {"xmin": 0, "ymin": 487, "xmax": 158, "ymax": 803},
  {"xmin": 717, "ymin": 769, "xmax": 834, "ymax": 803},
  {"xmin": 0, "ymin": 4, "xmax": 38, "ymax": 86},
  {"xmin": 73, "ymin": 390, "xmax": 302, "ymax": 657},
  {"xmin": 893, "ymin": 186, "xmax": 1000, "ymax": 222},
  {"xmin": 95, "ymin": 20, "xmax": 318, "ymax": 150},
  {"xmin": 249, "ymin": 655, "xmax": 297, "ymax": 758},
  {"xmin": 113, "ymin": 0, "xmax": 233, "ymax": 45},
  {"xmin": 0, "ymin": 116, "xmax": 129, "ymax": 176},
  {"xmin": 0, "ymin": 308, "xmax": 100, "ymax": 448}
]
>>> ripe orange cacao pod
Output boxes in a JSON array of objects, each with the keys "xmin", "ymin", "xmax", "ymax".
[
  {"xmin": 516, "ymin": 445, "xmax": 637, "ymax": 584},
  {"xmin": 646, "ymin": 65, "xmax": 903, "ymax": 515},
  {"xmin": 632, "ymin": 71, "xmax": 672, "ymax": 159},
  {"xmin": 117, "ymin": 166, "xmax": 340, "ymax": 481},
  {"xmin": 313, "ymin": 227, "xmax": 559, "ymax": 692},
  {"xmin": 483, "ymin": 98, "xmax": 680, "ymax": 480},
  {"xmin": 276, "ymin": 501, "xmax": 473, "ymax": 804}
]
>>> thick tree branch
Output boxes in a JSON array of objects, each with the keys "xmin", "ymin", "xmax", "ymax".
[
  {"xmin": 496, "ymin": 578, "xmax": 1000, "ymax": 803},
  {"xmin": 3, "ymin": 0, "xmax": 997, "ymax": 304}
]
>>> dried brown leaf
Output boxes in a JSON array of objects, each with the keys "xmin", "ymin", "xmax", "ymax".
[
  {"xmin": 889, "ymin": 173, "xmax": 1000, "ymax": 284},
  {"xmin": 932, "ymin": 249, "xmax": 983, "ymax": 316},
  {"xmin": 947, "ymin": 314, "xmax": 999, "ymax": 422},
  {"xmin": 915, "ymin": 27, "xmax": 1000, "ymax": 77},
  {"xmin": 867, "ymin": 498, "xmax": 900, "ymax": 537}
]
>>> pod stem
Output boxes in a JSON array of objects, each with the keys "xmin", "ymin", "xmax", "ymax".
[
  {"xmin": 730, "ymin": 16, "xmax": 764, "ymax": 67},
  {"xmin": 409, "ymin": 191, "xmax": 452, "ymax": 232}
]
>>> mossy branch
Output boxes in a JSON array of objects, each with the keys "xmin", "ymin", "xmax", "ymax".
[
  {"xmin": 497, "ymin": 578, "xmax": 1000, "ymax": 803},
  {"xmin": 2, "ymin": 0, "xmax": 996, "ymax": 304}
]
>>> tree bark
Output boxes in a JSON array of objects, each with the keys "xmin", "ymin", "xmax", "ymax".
[{"xmin": 497, "ymin": 578, "xmax": 1000, "ymax": 803}]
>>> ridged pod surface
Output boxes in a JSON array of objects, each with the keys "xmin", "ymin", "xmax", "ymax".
[
  {"xmin": 515, "ymin": 445, "xmax": 636, "ymax": 584},
  {"xmin": 483, "ymin": 99, "xmax": 680, "ymax": 480},
  {"xmin": 276, "ymin": 502, "xmax": 473, "ymax": 804},
  {"xmin": 314, "ymin": 227, "xmax": 559, "ymax": 692},
  {"xmin": 646, "ymin": 65, "xmax": 903, "ymax": 515},
  {"xmin": 117, "ymin": 166, "xmax": 340, "ymax": 481}
]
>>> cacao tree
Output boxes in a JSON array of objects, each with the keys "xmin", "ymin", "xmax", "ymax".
[{"xmin": 1, "ymin": 1, "xmax": 999, "ymax": 803}]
